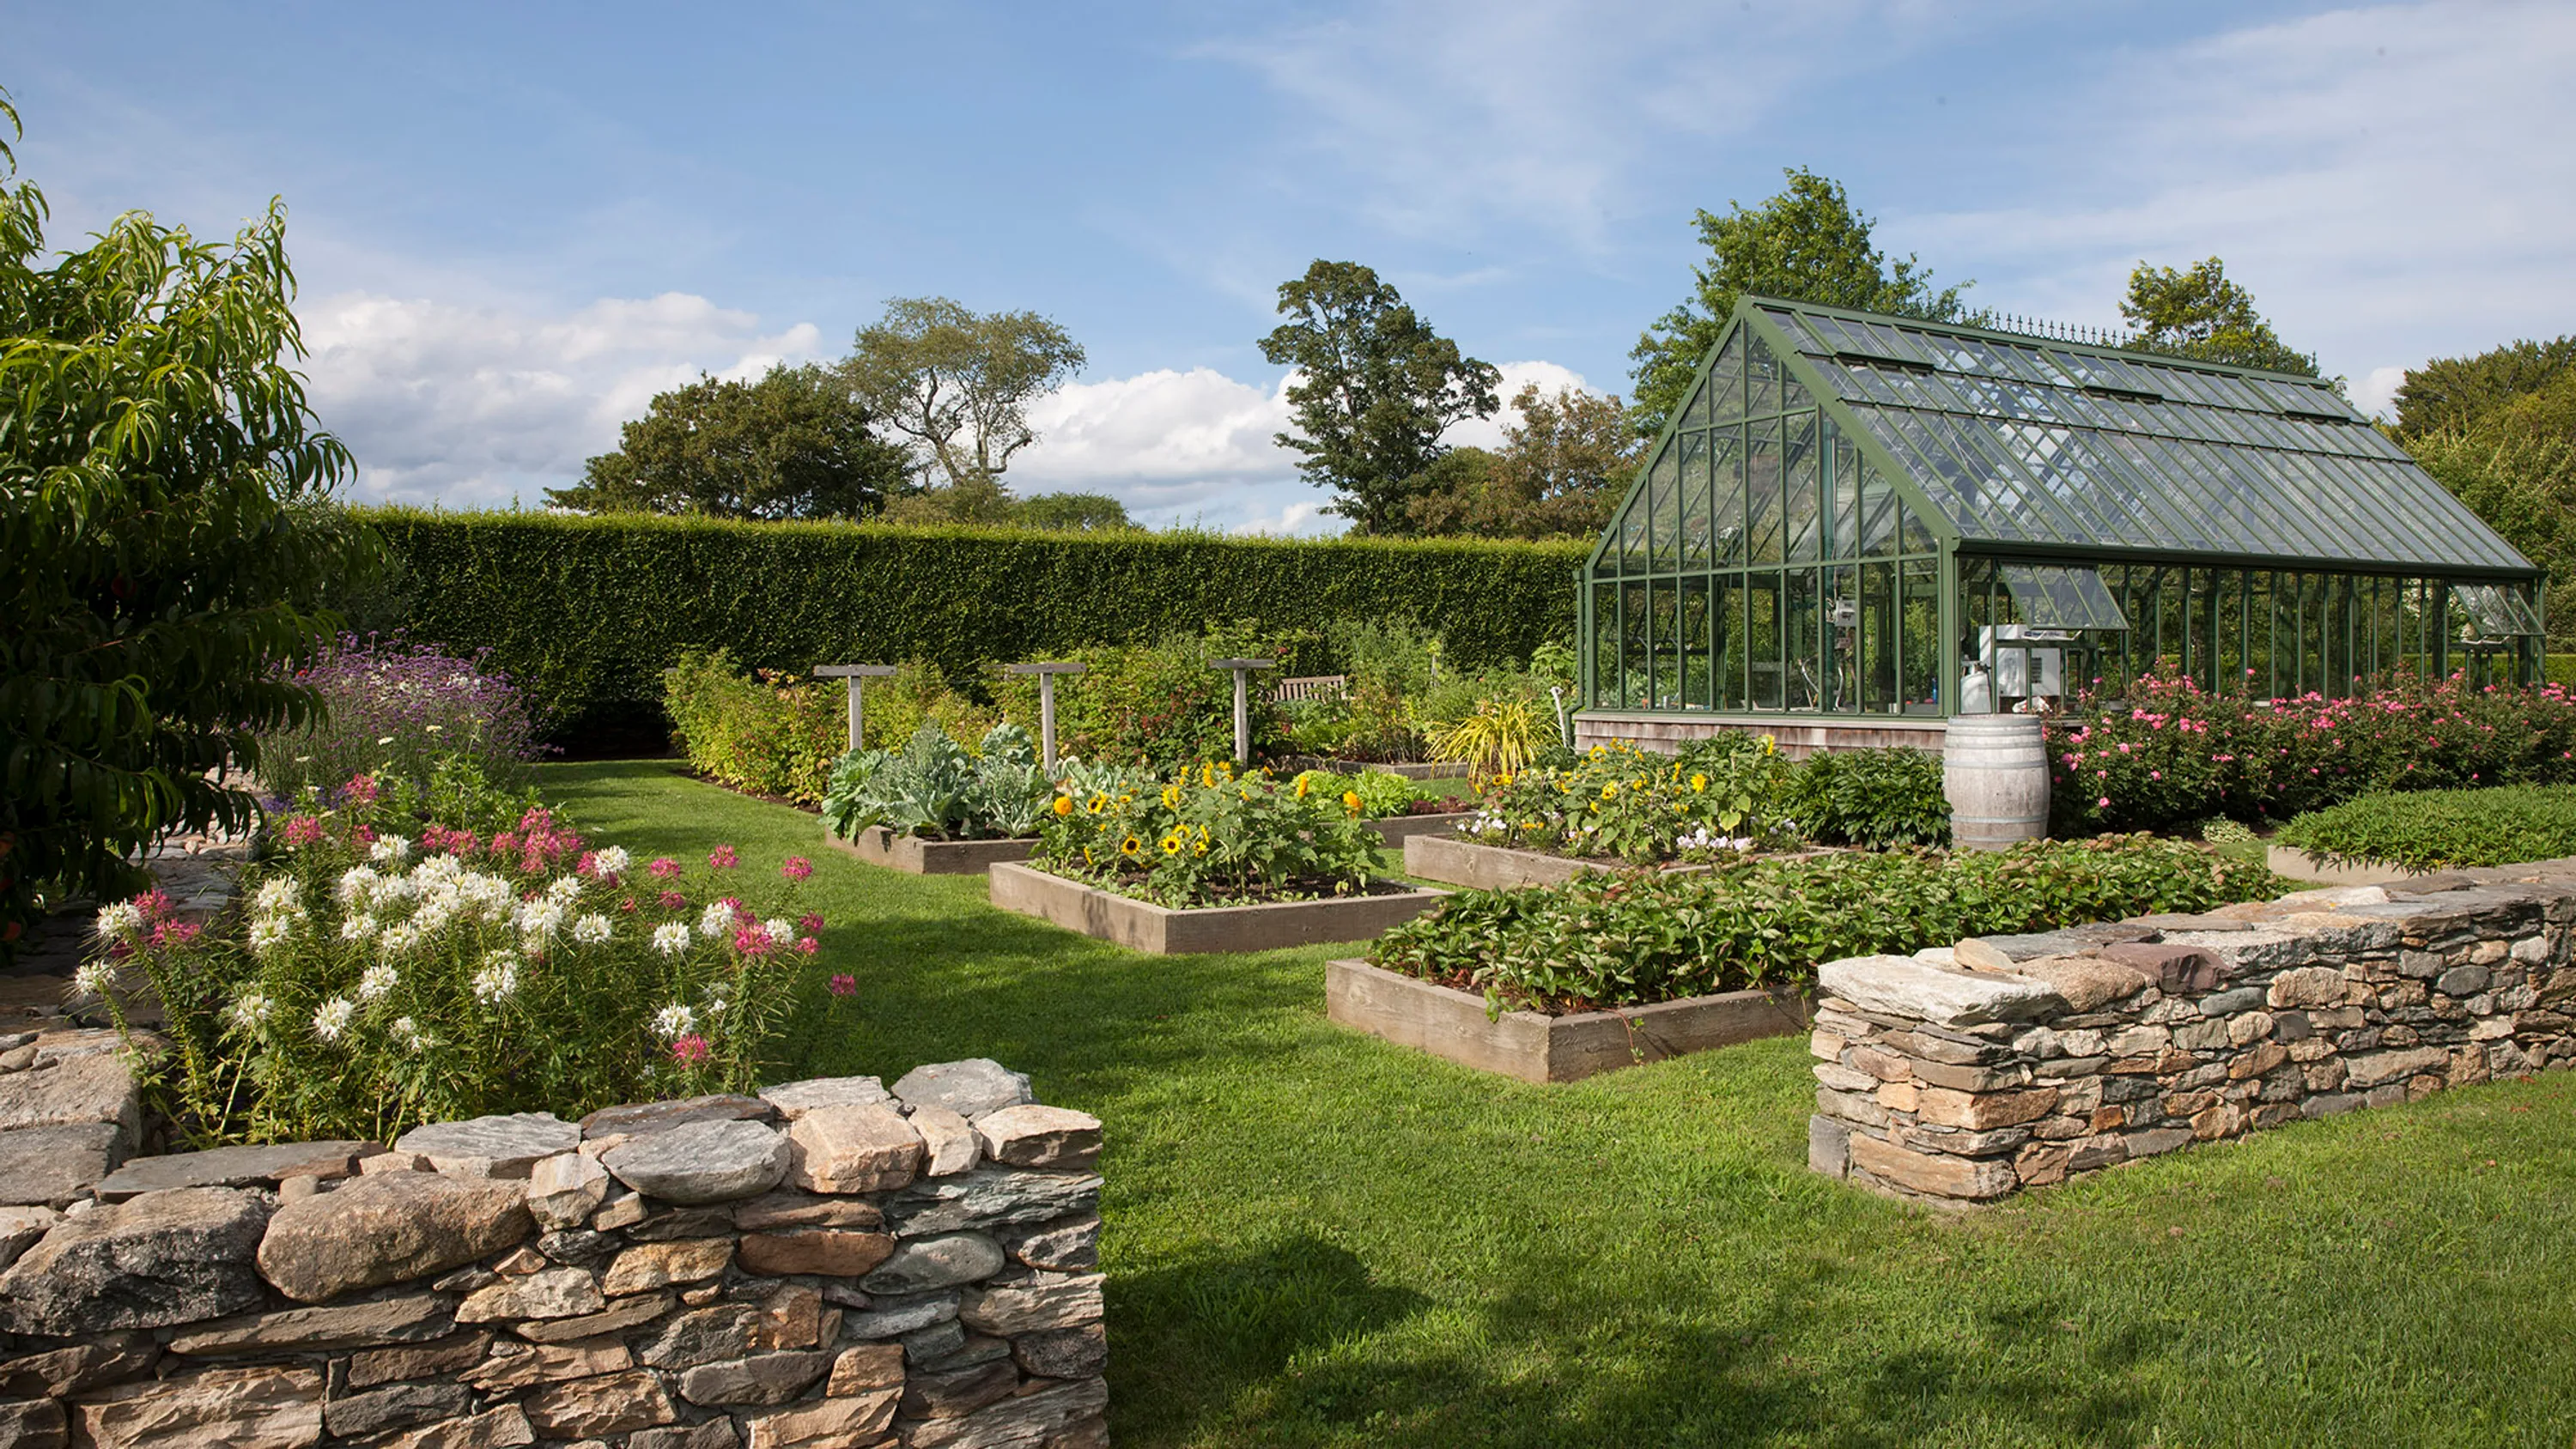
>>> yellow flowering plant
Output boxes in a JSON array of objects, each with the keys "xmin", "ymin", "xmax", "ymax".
[
  {"xmin": 1037, "ymin": 759, "xmax": 1385, "ymax": 906},
  {"xmin": 1457, "ymin": 735, "xmax": 1798, "ymax": 864}
]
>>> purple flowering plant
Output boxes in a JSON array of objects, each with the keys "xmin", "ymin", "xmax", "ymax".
[{"xmin": 256, "ymin": 634, "xmax": 541, "ymax": 801}]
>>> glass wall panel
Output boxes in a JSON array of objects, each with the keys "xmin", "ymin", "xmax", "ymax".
[
  {"xmin": 1616, "ymin": 485, "xmax": 1648, "ymax": 574},
  {"xmin": 1784, "ymin": 412, "xmax": 1822, "ymax": 561},
  {"xmin": 1679, "ymin": 576, "xmax": 1711, "ymax": 708},
  {"xmin": 1748, "ymin": 333, "xmax": 1783, "ymax": 417},
  {"xmin": 1706, "ymin": 335, "xmax": 1747, "ymax": 424},
  {"xmin": 1649, "ymin": 447, "xmax": 1681, "ymax": 570},
  {"xmin": 2243, "ymin": 572, "xmax": 2275, "ymax": 699},
  {"xmin": 1747, "ymin": 573, "xmax": 1783, "ymax": 709},
  {"xmin": 1858, "ymin": 461, "xmax": 1898, "ymax": 556},
  {"xmin": 1648, "ymin": 581, "xmax": 1680, "ymax": 707},
  {"xmin": 1619, "ymin": 583, "xmax": 1649, "ymax": 707},
  {"xmin": 1747, "ymin": 418, "xmax": 1784, "ymax": 564},
  {"xmin": 1787, "ymin": 567, "xmax": 1823, "ymax": 709},
  {"xmin": 1860, "ymin": 561, "xmax": 1895, "ymax": 712},
  {"xmin": 1715, "ymin": 574, "xmax": 1747, "ymax": 710},
  {"xmin": 1901, "ymin": 560, "xmax": 1939, "ymax": 712},
  {"xmin": 1712, "ymin": 429, "xmax": 1747, "ymax": 565},
  {"xmin": 1679, "ymin": 432, "xmax": 1713, "ymax": 567},
  {"xmin": 1828, "ymin": 422, "xmax": 1858, "ymax": 561},
  {"xmin": 2215, "ymin": 570, "xmax": 2245, "ymax": 695},
  {"xmin": 1899, "ymin": 481, "xmax": 1936, "ymax": 554},
  {"xmin": 1592, "ymin": 582, "xmax": 1619, "ymax": 707},
  {"xmin": 1824, "ymin": 565, "xmax": 1855, "ymax": 712},
  {"xmin": 1683, "ymin": 376, "xmax": 1710, "ymax": 430}
]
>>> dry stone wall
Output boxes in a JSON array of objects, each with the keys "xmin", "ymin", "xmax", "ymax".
[
  {"xmin": 1807, "ymin": 862, "xmax": 2576, "ymax": 1205},
  {"xmin": 0, "ymin": 1057, "xmax": 1107, "ymax": 1449}
]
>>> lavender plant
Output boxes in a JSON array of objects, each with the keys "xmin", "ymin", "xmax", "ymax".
[{"xmin": 256, "ymin": 634, "xmax": 538, "ymax": 802}]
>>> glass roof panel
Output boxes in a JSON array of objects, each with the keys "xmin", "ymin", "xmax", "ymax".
[
  {"xmin": 2001, "ymin": 564, "xmax": 2131, "ymax": 631},
  {"xmin": 2453, "ymin": 581, "xmax": 2543, "ymax": 637},
  {"xmin": 1683, "ymin": 300, "xmax": 2541, "ymax": 577}
]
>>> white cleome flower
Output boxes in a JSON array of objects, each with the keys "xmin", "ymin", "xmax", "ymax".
[
  {"xmin": 652, "ymin": 1003, "xmax": 696, "ymax": 1041},
  {"xmin": 377, "ymin": 924, "xmax": 422, "ymax": 956},
  {"xmin": 227, "ymin": 991, "xmax": 275, "ymax": 1031},
  {"xmin": 571, "ymin": 913, "xmax": 614, "ymax": 946},
  {"xmin": 252, "ymin": 878, "xmax": 304, "ymax": 916},
  {"xmin": 409, "ymin": 898, "xmax": 457, "ymax": 935},
  {"xmin": 471, "ymin": 953, "xmax": 520, "ymax": 1004},
  {"xmin": 357, "ymin": 963, "xmax": 398, "ymax": 1003},
  {"xmin": 697, "ymin": 902, "xmax": 736, "ymax": 939},
  {"xmin": 545, "ymin": 875, "xmax": 585, "ymax": 906},
  {"xmin": 335, "ymin": 866, "xmax": 380, "ymax": 907},
  {"xmin": 340, "ymin": 914, "xmax": 380, "ymax": 942},
  {"xmin": 92, "ymin": 901, "xmax": 143, "ymax": 942},
  {"xmin": 369, "ymin": 834, "xmax": 412, "ymax": 866},
  {"xmin": 247, "ymin": 915, "xmax": 294, "ymax": 956},
  {"xmin": 592, "ymin": 846, "xmax": 632, "ymax": 877},
  {"xmin": 389, "ymin": 1016, "xmax": 431, "ymax": 1052},
  {"xmin": 72, "ymin": 959, "xmax": 113, "ymax": 997},
  {"xmin": 650, "ymin": 923, "xmax": 692, "ymax": 957},
  {"xmin": 312, "ymin": 997, "xmax": 356, "ymax": 1042},
  {"xmin": 762, "ymin": 919, "xmax": 794, "ymax": 946},
  {"xmin": 513, "ymin": 900, "xmax": 566, "ymax": 941}
]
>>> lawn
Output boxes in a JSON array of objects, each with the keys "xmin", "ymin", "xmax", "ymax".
[{"xmin": 548, "ymin": 760, "xmax": 2576, "ymax": 1447}]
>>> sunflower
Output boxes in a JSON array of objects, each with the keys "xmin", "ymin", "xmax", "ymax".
[
  {"xmin": 1342, "ymin": 791, "xmax": 1363, "ymax": 813},
  {"xmin": 1294, "ymin": 774, "xmax": 1311, "ymax": 799},
  {"xmin": 1120, "ymin": 836, "xmax": 1144, "ymax": 858},
  {"xmin": 1601, "ymin": 783, "xmax": 1619, "ymax": 799},
  {"xmin": 1086, "ymin": 793, "xmax": 1109, "ymax": 814},
  {"xmin": 1053, "ymin": 796, "xmax": 1076, "ymax": 816},
  {"xmin": 1161, "ymin": 785, "xmax": 1182, "ymax": 809},
  {"xmin": 1690, "ymin": 774, "xmax": 1707, "ymax": 793},
  {"xmin": 1159, "ymin": 834, "xmax": 1183, "ymax": 855}
]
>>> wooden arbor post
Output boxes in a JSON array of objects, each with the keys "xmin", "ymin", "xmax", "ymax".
[
  {"xmin": 1209, "ymin": 658, "xmax": 1277, "ymax": 767},
  {"xmin": 1001, "ymin": 663, "xmax": 1086, "ymax": 767},
  {"xmin": 812, "ymin": 664, "xmax": 898, "ymax": 752}
]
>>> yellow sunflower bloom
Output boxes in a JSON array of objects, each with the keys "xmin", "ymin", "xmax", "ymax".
[
  {"xmin": 1159, "ymin": 834, "xmax": 1183, "ymax": 855},
  {"xmin": 1601, "ymin": 783, "xmax": 1619, "ymax": 799},
  {"xmin": 1690, "ymin": 774, "xmax": 1707, "ymax": 792},
  {"xmin": 1162, "ymin": 785, "xmax": 1182, "ymax": 809},
  {"xmin": 1295, "ymin": 775, "xmax": 1311, "ymax": 799},
  {"xmin": 1053, "ymin": 796, "xmax": 1076, "ymax": 816},
  {"xmin": 1342, "ymin": 791, "xmax": 1363, "ymax": 813},
  {"xmin": 1120, "ymin": 836, "xmax": 1144, "ymax": 857}
]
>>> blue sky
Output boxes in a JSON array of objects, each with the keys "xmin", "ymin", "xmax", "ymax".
[{"xmin": 11, "ymin": 1, "xmax": 2572, "ymax": 531}]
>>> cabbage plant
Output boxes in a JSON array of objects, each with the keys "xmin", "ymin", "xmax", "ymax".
[{"xmin": 823, "ymin": 723, "xmax": 1050, "ymax": 841}]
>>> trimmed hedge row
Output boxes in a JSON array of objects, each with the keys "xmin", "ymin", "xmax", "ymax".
[{"xmin": 362, "ymin": 509, "xmax": 1587, "ymax": 743}]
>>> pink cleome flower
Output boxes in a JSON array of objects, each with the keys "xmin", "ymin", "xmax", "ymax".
[
  {"xmin": 282, "ymin": 816, "xmax": 325, "ymax": 847},
  {"xmin": 781, "ymin": 856, "xmax": 813, "ymax": 882},
  {"xmin": 343, "ymin": 773, "xmax": 380, "ymax": 806},
  {"xmin": 709, "ymin": 845, "xmax": 740, "ymax": 870},
  {"xmin": 798, "ymin": 937, "xmax": 821, "ymax": 955},
  {"xmin": 828, "ymin": 973, "xmax": 856, "ymax": 997},
  {"xmin": 658, "ymin": 890, "xmax": 687, "ymax": 911},
  {"xmin": 648, "ymin": 857, "xmax": 683, "ymax": 880},
  {"xmin": 670, "ymin": 1034, "xmax": 713, "ymax": 1066},
  {"xmin": 732, "ymin": 924, "xmax": 775, "ymax": 956},
  {"xmin": 797, "ymin": 912, "xmax": 824, "ymax": 936}
]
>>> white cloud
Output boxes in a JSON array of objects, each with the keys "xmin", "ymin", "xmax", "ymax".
[
  {"xmin": 1230, "ymin": 501, "xmax": 1339, "ymax": 537},
  {"xmin": 2354, "ymin": 366, "xmax": 2409, "ymax": 421},
  {"xmin": 301, "ymin": 291, "xmax": 823, "ymax": 507}
]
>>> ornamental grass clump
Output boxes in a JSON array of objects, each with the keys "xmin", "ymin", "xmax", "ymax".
[
  {"xmin": 255, "ymin": 634, "xmax": 538, "ymax": 803},
  {"xmin": 1036, "ymin": 760, "xmax": 1383, "ymax": 907},
  {"xmin": 84, "ymin": 769, "xmax": 832, "ymax": 1146},
  {"xmin": 1460, "ymin": 736, "xmax": 1799, "ymax": 863},
  {"xmin": 1370, "ymin": 834, "xmax": 2281, "ymax": 1016}
]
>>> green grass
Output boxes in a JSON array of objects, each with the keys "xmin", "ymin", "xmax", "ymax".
[{"xmin": 546, "ymin": 760, "xmax": 2576, "ymax": 1446}]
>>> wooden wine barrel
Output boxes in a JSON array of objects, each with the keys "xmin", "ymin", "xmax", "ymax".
[{"xmin": 1943, "ymin": 714, "xmax": 2050, "ymax": 851}]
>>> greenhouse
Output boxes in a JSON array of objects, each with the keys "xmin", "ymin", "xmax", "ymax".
[{"xmin": 1577, "ymin": 295, "xmax": 2545, "ymax": 750}]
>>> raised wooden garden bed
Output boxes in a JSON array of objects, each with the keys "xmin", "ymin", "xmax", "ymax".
[
  {"xmin": 1370, "ymin": 811, "xmax": 1477, "ymax": 849},
  {"xmin": 1402, "ymin": 833, "xmax": 1710, "ymax": 889},
  {"xmin": 1325, "ymin": 958, "xmax": 1812, "ymax": 1083},
  {"xmin": 827, "ymin": 826, "xmax": 1037, "ymax": 875},
  {"xmin": 988, "ymin": 862, "xmax": 1447, "ymax": 955}
]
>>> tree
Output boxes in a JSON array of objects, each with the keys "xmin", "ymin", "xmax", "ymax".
[
  {"xmin": 2393, "ymin": 335, "xmax": 2576, "ymax": 440},
  {"xmin": 1408, "ymin": 384, "xmax": 1645, "ymax": 539},
  {"xmin": 839, "ymin": 297, "xmax": 1085, "ymax": 494},
  {"xmin": 1259, "ymin": 259, "xmax": 1501, "ymax": 536},
  {"xmin": 1631, "ymin": 167, "xmax": 1976, "ymax": 438},
  {"xmin": 2117, "ymin": 258, "xmax": 2320, "ymax": 377},
  {"xmin": 545, "ymin": 363, "xmax": 910, "ymax": 519},
  {"xmin": 0, "ymin": 93, "xmax": 382, "ymax": 958},
  {"xmin": 1010, "ymin": 492, "xmax": 1133, "ymax": 531},
  {"xmin": 2409, "ymin": 369, "xmax": 2576, "ymax": 643}
]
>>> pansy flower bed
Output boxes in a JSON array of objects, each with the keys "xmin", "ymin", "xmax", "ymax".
[{"xmin": 86, "ymin": 770, "xmax": 837, "ymax": 1147}]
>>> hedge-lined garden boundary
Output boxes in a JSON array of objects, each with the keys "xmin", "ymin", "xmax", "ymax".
[{"xmin": 361, "ymin": 510, "xmax": 1587, "ymax": 743}]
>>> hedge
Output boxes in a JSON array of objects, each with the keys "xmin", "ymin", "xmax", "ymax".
[{"xmin": 361, "ymin": 509, "xmax": 1588, "ymax": 743}]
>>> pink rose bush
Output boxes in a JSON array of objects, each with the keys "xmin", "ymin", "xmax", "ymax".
[
  {"xmin": 87, "ymin": 775, "xmax": 847, "ymax": 1147},
  {"xmin": 2050, "ymin": 671, "xmax": 2576, "ymax": 833}
]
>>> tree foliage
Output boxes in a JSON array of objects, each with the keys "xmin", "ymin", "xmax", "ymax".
[
  {"xmin": 2117, "ymin": 258, "xmax": 2320, "ymax": 378},
  {"xmin": 2409, "ymin": 368, "xmax": 2576, "ymax": 642},
  {"xmin": 544, "ymin": 363, "xmax": 910, "ymax": 519},
  {"xmin": 839, "ymin": 296, "xmax": 1085, "ymax": 493},
  {"xmin": 0, "ymin": 93, "xmax": 381, "ymax": 955},
  {"xmin": 1408, "ymin": 384, "xmax": 1645, "ymax": 539},
  {"xmin": 2393, "ymin": 335, "xmax": 2576, "ymax": 440},
  {"xmin": 1631, "ymin": 167, "xmax": 1976, "ymax": 438},
  {"xmin": 1259, "ymin": 260, "xmax": 1501, "ymax": 536}
]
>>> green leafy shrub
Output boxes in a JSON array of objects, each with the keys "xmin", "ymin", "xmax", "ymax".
[
  {"xmin": 2, "ymin": 106, "xmax": 386, "ymax": 959},
  {"xmin": 1036, "ymin": 761, "xmax": 1384, "ymax": 907},
  {"xmin": 2277, "ymin": 785, "xmax": 2576, "ymax": 870},
  {"xmin": 663, "ymin": 648, "xmax": 846, "ymax": 804},
  {"xmin": 822, "ymin": 724, "xmax": 1050, "ymax": 841},
  {"xmin": 999, "ymin": 625, "xmax": 1297, "ymax": 773},
  {"xmin": 1370, "ymin": 834, "xmax": 2281, "ymax": 1015},
  {"xmin": 1293, "ymin": 768, "xmax": 1413, "ymax": 819},
  {"xmin": 87, "ymin": 765, "xmax": 832, "ymax": 1144},
  {"xmin": 1790, "ymin": 748, "xmax": 1951, "ymax": 847},
  {"xmin": 2050, "ymin": 671, "xmax": 2576, "ymax": 833},
  {"xmin": 363, "ymin": 508, "xmax": 1583, "ymax": 743}
]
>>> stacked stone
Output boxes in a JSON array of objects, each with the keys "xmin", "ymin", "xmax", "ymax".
[
  {"xmin": 0, "ymin": 1058, "xmax": 1109, "ymax": 1448},
  {"xmin": 1807, "ymin": 869, "xmax": 2576, "ymax": 1205}
]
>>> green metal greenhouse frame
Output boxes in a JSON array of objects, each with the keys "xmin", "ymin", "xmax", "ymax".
[{"xmin": 1577, "ymin": 296, "xmax": 2545, "ymax": 729}]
